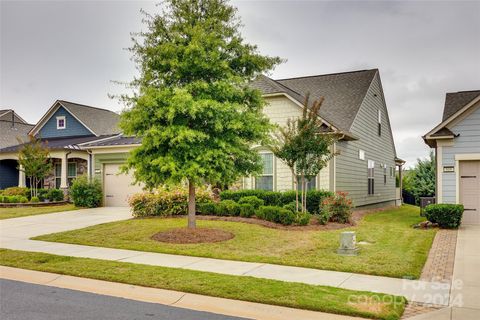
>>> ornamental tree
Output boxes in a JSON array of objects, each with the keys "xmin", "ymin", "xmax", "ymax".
[{"xmin": 119, "ymin": 0, "xmax": 281, "ymax": 228}]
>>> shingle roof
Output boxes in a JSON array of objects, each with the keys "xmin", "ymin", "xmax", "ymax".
[
  {"xmin": 251, "ymin": 69, "xmax": 378, "ymax": 131},
  {"xmin": 80, "ymin": 135, "xmax": 142, "ymax": 148},
  {"xmin": 430, "ymin": 127, "xmax": 455, "ymax": 137},
  {"xmin": 0, "ymin": 135, "xmax": 116, "ymax": 153},
  {"xmin": 58, "ymin": 100, "xmax": 121, "ymax": 136},
  {"xmin": 0, "ymin": 121, "xmax": 34, "ymax": 149},
  {"xmin": 442, "ymin": 90, "xmax": 480, "ymax": 121}
]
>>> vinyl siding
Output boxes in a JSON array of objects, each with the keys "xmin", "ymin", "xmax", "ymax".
[
  {"xmin": 242, "ymin": 96, "xmax": 330, "ymax": 191},
  {"xmin": 38, "ymin": 106, "xmax": 92, "ymax": 138},
  {"xmin": 441, "ymin": 101, "xmax": 480, "ymax": 203},
  {"xmin": 335, "ymin": 73, "xmax": 397, "ymax": 207},
  {"xmin": 93, "ymin": 152, "xmax": 129, "ymax": 186}
]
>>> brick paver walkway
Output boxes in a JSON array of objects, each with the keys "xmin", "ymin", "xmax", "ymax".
[{"xmin": 420, "ymin": 229, "xmax": 458, "ymax": 282}]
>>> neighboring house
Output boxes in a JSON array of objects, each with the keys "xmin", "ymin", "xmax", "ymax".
[
  {"xmin": 249, "ymin": 68, "xmax": 404, "ymax": 208},
  {"xmin": 423, "ymin": 90, "xmax": 480, "ymax": 224},
  {"xmin": 0, "ymin": 109, "xmax": 34, "ymax": 189}
]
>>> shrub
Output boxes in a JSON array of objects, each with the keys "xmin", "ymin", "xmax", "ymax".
[
  {"xmin": 239, "ymin": 203, "xmax": 255, "ymax": 218},
  {"xmin": 5, "ymin": 195, "xmax": 28, "ymax": 203},
  {"xmin": 295, "ymin": 212, "xmax": 311, "ymax": 226},
  {"xmin": 216, "ymin": 200, "xmax": 240, "ymax": 216},
  {"xmin": 129, "ymin": 187, "xmax": 214, "ymax": 217},
  {"xmin": 47, "ymin": 189, "xmax": 64, "ymax": 202},
  {"xmin": 2, "ymin": 187, "xmax": 30, "ymax": 198},
  {"xmin": 221, "ymin": 189, "xmax": 333, "ymax": 214},
  {"xmin": 37, "ymin": 188, "xmax": 49, "ymax": 202},
  {"xmin": 30, "ymin": 196, "xmax": 40, "ymax": 203},
  {"xmin": 238, "ymin": 196, "xmax": 264, "ymax": 209},
  {"xmin": 322, "ymin": 191, "xmax": 353, "ymax": 224},
  {"xmin": 257, "ymin": 206, "xmax": 295, "ymax": 225},
  {"xmin": 69, "ymin": 176, "xmax": 102, "ymax": 208},
  {"xmin": 317, "ymin": 210, "xmax": 331, "ymax": 225},
  {"xmin": 424, "ymin": 204, "xmax": 464, "ymax": 229},
  {"xmin": 196, "ymin": 202, "xmax": 217, "ymax": 215},
  {"xmin": 282, "ymin": 201, "xmax": 297, "ymax": 213}
]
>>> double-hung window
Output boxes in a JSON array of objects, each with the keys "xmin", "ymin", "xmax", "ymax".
[
  {"xmin": 383, "ymin": 164, "xmax": 387, "ymax": 185},
  {"xmin": 55, "ymin": 163, "xmax": 62, "ymax": 189},
  {"xmin": 378, "ymin": 110, "xmax": 382, "ymax": 136},
  {"xmin": 368, "ymin": 160, "xmax": 375, "ymax": 195},
  {"xmin": 255, "ymin": 153, "xmax": 274, "ymax": 191},
  {"xmin": 67, "ymin": 162, "xmax": 77, "ymax": 186},
  {"xmin": 56, "ymin": 116, "xmax": 66, "ymax": 129}
]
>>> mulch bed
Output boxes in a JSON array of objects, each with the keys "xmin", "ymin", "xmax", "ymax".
[
  {"xmin": 196, "ymin": 206, "xmax": 394, "ymax": 231},
  {"xmin": 151, "ymin": 227, "xmax": 235, "ymax": 244}
]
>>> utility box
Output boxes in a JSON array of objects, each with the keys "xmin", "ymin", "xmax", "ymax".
[
  {"xmin": 337, "ymin": 231, "xmax": 359, "ymax": 256},
  {"xmin": 420, "ymin": 197, "xmax": 436, "ymax": 216}
]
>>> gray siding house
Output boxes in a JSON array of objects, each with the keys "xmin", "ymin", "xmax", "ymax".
[
  {"xmin": 249, "ymin": 69, "xmax": 403, "ymax": 208},
  {"xmin": 424, "ymin": 90, "xmax": 480, "ymax": 224}
]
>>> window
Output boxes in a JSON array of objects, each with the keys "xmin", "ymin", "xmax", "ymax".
[
  {"xmin": 377, "ymin": 110, "xmax": 382, "ymax": 136},
  {"xmin": 359, "ymin": 149, "xmax": 365, "ymax": 160},
  {"xmin": 255, "ymin": 153, "xmax": 273, "ymax": 191},
  {"xmin": 67, "ymin": 162, "xmax": 77, "ymax": 186},
  {"xmin": 368, "ymin": 160, "xmax": 375, "ymax": 195},
  {"xmin": 390, "ymin": 167, "xmax": 394, "ymax": 178},
  {"xmin": 56, "ymin": 116, "xmax": 66, "ymax": 129},
  {"xmin": 55, "ymin": 163, "xmax": 61, "ymax": 188},
  {"xmin": 297, "ymin": 176, "xmax": 316, "ymax": 191},
  {"xmin": 383, "ymin": 164, "xmax": 387, "ymax": 185}
]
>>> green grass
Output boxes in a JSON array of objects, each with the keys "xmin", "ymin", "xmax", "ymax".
[
  {"xmin": 0, "ymin": 249, "xmax": 406, "ymax": 320},
  {"xmin": 35, "ymin": 205, "xmax": 435, "ymax": 278},
  {"xmin": 0, "ymin": 204, "xmax": 77, "ymax": 220}
]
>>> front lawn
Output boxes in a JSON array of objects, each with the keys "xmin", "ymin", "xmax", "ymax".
[
  {"xmin": 0, "ymin": 204, "xmax": 77, "ymax": 220},
  {"xmin": 0, "ymin": 249, "xmax": 406, "ymax": 320},
  {"xmin": 35, "ymin": 205, "xmax": 435, "ymax": 278}
]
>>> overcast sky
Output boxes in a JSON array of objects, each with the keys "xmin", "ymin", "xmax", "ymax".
[{"xmin": 1, "ymin": 0, "xmax": 479, "ymax": 167}]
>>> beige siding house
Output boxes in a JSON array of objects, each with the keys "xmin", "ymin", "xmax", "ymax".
[{"xmin": 247, "ymin": 69, "xmax": 403, "ymax": 208}]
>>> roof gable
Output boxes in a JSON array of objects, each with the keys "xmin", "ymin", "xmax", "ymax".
[
  {"xmin": 251, "ymin": 69, "xmax": 377, "ymax": 131},
  {"xmin": 30, "ymin": 100, "xmax": 121, "ymax": 137},
  {"xmin": 442, "ymin": 90, "xmax": 480, "ymax": 121},
  {"xmin": 38, "ymin": 106, "xmax": 93, "ymax": 138}
]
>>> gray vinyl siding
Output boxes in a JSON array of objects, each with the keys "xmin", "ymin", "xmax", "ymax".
[
  {"xmin": 441, "ymin": 101, "xmax": 480, "ymax": 203},
  {"xmin": 38, "ymin": 106, "xmax": 92, "ymax": 138},
  {"xmin": 335, "ymin": 73, "xmax": 397, "ymax": 207}
]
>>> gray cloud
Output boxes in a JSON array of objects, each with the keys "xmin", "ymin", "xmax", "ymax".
[{"xmin": 1, "ymin": 0, "xmax": 479, "ymax": 167}]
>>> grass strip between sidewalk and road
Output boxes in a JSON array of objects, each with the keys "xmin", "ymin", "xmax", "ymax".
[
  {"xmin": 0, "ymin": 204, "xmax": 77, "ymax": 220},
  {"xmin": 0, "ymin": 249, "xmax": 406, "ymax": 320}
]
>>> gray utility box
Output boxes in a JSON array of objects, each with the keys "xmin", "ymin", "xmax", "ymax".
[{"xmin": 337, "ymin": 231, "xmax": 359, "ymax": 256}]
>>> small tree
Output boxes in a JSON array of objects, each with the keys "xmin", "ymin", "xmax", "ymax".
[
  {"xmin": 272, "ymin": 95, "xmax": 338, "ymax": 212},
  {"xmin": 119, "ymin": 0, "xmax": 281, "ymax": 228},
  {"xmin": 17, "ymin": 135, "xmax": 52, "ymax": 198},
  {"xmin": 403, "ymin": 151, "xmax": 435, "ymax": 204}
]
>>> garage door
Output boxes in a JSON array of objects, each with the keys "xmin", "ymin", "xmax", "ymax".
[
  {"xmin": 459, "ymin": 161, "xmax": 480, "ymax": 224},
  {"xmin": 103, "ymin": 163, "xmax": 143, "ymax": 207}
]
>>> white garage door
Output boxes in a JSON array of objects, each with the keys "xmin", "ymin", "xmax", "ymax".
[
  {"xmin": 103, "ymin": 163, "xmax": 143, "ymax": 207},
  {"xmin": 459, "ymin": 160, "xmax": 480, "ymax": 224}
]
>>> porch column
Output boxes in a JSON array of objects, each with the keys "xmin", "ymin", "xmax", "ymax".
[
  {"xmin": 18, "ymin": 164, "xmax": 26, "ymax": 187},
  {"xmin": 60, "ymin": 153, "xmax": 68, "ymax": 189}
]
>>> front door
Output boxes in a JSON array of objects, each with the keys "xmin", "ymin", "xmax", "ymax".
[{"xmin": 459, "ymin": 160, "xmax": 480, "ymax": 224}]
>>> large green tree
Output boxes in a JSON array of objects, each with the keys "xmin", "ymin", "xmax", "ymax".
[
  {"xmin": 403, "ymin": 151, "xmax": 435, "ymax": 204},
  {"xmin": 119, "ymin": 0, "xmax": 281, "ymax": 228}
]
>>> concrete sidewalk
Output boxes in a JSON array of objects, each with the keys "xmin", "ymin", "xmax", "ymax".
[
  {"xmin": 0, "ymin": 266, "xmax": 359, "ymax": 320},
  {"xmin": 0, "ymin": 207, "xmax": 451, "ymax": 305}
]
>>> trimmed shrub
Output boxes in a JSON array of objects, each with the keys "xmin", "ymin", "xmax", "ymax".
[
  {"xmin": 257, "ymin": 206, "xmax": 295, "ymax": 225},
  {"xmin": 4, "ymin": 195, "xmax": 28, "ymax": 203},
  {"xmin": 282, "ymin": 201, "xmax": 297, "ymax": 213},
  {"xmin": 238, "ymin": 196, "xmax": 264, "ymax": 209},
  {"xmin": 37, "ymin": 188, "xmax": 49, "ymax": 202},
  {"xmin": 196, "ymin": 202, "xmax": 217, "ymax": 215},
  {"xmin": 129, "ymin": 187, "xmax": 213, "ymax": 217},
  {"xmin": 216, "ymin": 200, "xmax": 241, "ymax": 216},
  {"xmin": 2, "ymin": 187, "xmax": 30, "ymax": 199},
  {"xmin": 295, "ymin": 212, "xmax": 311, "ymax": 226},
  {"xmin": 424, "ymin": 204, "xmax": 464, "ymax": 229},
  {"xmin": 30, "ymin": 196, "xmax": 40, "ymax": 203},
  {"xmin": 221, "ymin": 189, "xmax": 333, "ymax": 214},
  {"xmin": 317, "ymin": 210, "xmax": 331, "ymax": 225},
  {"xmin": 47, "ymin": 189, "xmax": 64, "ymax": 202},
  {"xmin": 239, "ymin": 203, "xmax": 255, "ymax": 218},
  {"xmin": 322, "ymin": 191, "xmax": 353, "ymax": 224},
  {"xmin": 69, "ymin": 176, "xmax": 102, "ymax": 208}
]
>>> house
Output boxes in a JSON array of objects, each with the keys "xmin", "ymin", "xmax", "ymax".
[
  {"xmin": 248, "ymin": 69, "xmax": 404, "ymax": 208},
  {"xmin": 0, "ymin": 68, "xmax": 403, "ymax": 208},
  {"xmin": 0, "ymin": 109, "xmax": 34, "ymax": 189},
  {"xmin": 423, "ymin": 90, "xmax": 480, "ymax": 224}
]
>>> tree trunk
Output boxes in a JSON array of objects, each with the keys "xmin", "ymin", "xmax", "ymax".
[
  {"xmin": 187, "ymin": 179, "xmax": 196, "ymax": 229},
  {"xmin": 291, "ymin": 167, "xmax": 299, "ymax": 212},
  {"xmin": 301, "ymin": 173, "xmax": 305, "ymax": 213}
]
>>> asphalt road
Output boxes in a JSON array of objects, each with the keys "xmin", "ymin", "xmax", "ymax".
[{"xmin": 0, "ymin": 279, "xmax": 248, "ymax": 320}]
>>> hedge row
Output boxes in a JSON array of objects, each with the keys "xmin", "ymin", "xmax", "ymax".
[
  {"xmin": 0, "ymin": 187, "xmax": 64, "ymax": 202},
  {"xmin": 219, "ymin": 189, "xmax": 333, "ymax": 214}
]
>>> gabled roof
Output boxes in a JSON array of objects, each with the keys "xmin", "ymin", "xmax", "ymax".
[
  {"xmin": 0, "ymin": 109, "xmax": 30, "ymax": 124},
  {"xmin": 29, "ymin": 100, "xmax": 121, "ymax": 137},
  {"xmin": 0, "ymin": 135, "xmax": 116, "ymax": 153},
  {"xmin": 0, "ymin": 121, "xmax": 35, "ymax": 149},
  {"xmin": 79, "ymin": 135, "xmax": 142, "ymax": 148},
  {"xmin": 423, "ymin": 90, "xmax": 480, "ymax": 148},
  {"xmin": 442, "ymin": 90, "xmax": 480, "ymax": 121},
  {"xmin": 251, "ymin": 69, "xmax": 378, "ymax": 132}
]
